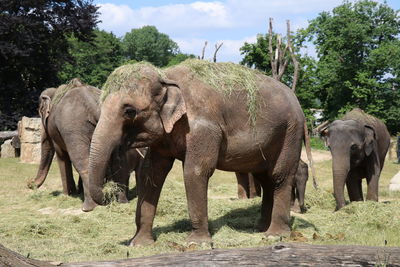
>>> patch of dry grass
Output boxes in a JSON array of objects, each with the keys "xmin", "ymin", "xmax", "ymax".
[{"xmin": 0, "ymin": 153, "xmax": 398, "ymax": 263}]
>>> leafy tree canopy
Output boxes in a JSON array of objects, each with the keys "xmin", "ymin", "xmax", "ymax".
[
  {"xmin": 59, "ymin": 30, "xmax": 124, "ymax": 88},
  {"xmin": 122, "ymin": 26, "xmax": 179, "ymax": 67},
  {"xmin": 0, "ymin": 0, "xmax": 98, "ymax": 130},
  {"xmin": 306, "ymin": 0, "xmax": 400, "ymax": 134}
]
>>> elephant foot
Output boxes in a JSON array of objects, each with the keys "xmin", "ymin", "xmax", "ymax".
[
  {"xmin": 186, "ymin": 231, "xmax": 212, "ymax": 245},
  {"xmin": 290, "ymin": 204, "xmax": 301, "ymax": 213},
  {"xmin": 82, "ymin": 199, "xmax": 97, "ymax": 212},
  {"xmin": 27, "ymin": 179, "xmax": 39, "ymax": 189},
  {"xmin": 265, "ymin": 225, "xmax": 290, "ymax": 238},
  {"xmin": 129, "ymin": 235, "xmax": 155, "ymax": 247}
]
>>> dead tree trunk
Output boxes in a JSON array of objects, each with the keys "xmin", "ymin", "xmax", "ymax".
[
  {"xmin": 200, "ymin": 41, "xmax": 208, "ymax": 60},
  {"xmin": 0, "ymin": 244, "xmax": 52, "ymax": 267},
  {"xmin": 213, "ymin": 42, "xmax": 223, "ymax": 63}
]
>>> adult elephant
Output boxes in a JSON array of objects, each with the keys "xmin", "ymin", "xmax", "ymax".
[
  {"xmin": 321, "ymin": 108, "xmax": 390, "ymax": 210},
  {"xmin": 89, "ymin": 60, "xmax": 306, "ymax": 245},
  {"xmin": 28, "ymin": 79, "xmax": 145, "ymax": 211}
]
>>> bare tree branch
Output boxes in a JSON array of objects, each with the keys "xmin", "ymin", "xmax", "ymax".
[
  {"xmin": 286, "ymin": 19, "xmax": 299, "ymax": 91},
  {"xmin": 201, "ymin": 41, "xmax": 208, "ymax": 60},
  {"xmin": 213, "ymin": 42, "xmax": 223, "ymax": 63},
  {"xmin": 268, "ymin": 18, "xmax": 278, "ymax": 79}
]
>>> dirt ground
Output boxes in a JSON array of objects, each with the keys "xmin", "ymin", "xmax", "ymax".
[{"xmin": 301, "ymin": 148, "xmax": 331, "ymax": 163}]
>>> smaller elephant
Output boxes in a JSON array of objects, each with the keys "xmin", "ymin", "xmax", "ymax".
[
  {"xmin": 321, "ymin": 108, "xmax": 390, "ymax": 210},
  {"xmin": 236, "ymin": 159, "xmax": 309, "ymax": 213},
  {"xmin": 290, "ymin": 159, "xmax": 308, "ymax": 213},
  {"xmin": 28, "ymin": 79, "xmax": 145, "ymax": 211}
]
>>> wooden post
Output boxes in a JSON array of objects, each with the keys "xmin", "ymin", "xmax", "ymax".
[{"xmin": 200, "ymin": 41, "xmax": 208, "ymax": 60}]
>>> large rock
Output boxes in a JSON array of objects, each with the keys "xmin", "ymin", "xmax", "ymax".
[
  {"xmin": 1, "ymin": 139, "xmax": 17, "ymax": 158},
  {"xmin": 389, "ymin": 171, "xmax": 400, "ymax": 192},
  {"xmin": 19, "ymin": 117, "xmax": 42, "ymax": 164}
]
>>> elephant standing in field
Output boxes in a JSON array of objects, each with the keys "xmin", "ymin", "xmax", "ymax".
[
  {"xmin": 88, "ymin": 60, "xmax": 306, "ymax": 245},
  {"xmin": 28, "ymin": 79, "xmax": 145, "ymax": 211},
  {"xmin": 237, "ymin": 159, "xmax": 309, "ymax": 213},
  {"xmin": 321, "ymin": 108, "xmax": 390, "ymax": 210}
]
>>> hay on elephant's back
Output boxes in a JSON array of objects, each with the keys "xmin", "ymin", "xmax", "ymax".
[
  {"xmin": 101, "ymin": 62, "xmax": 166, "ymax": 102},
  {"xmin": 52, "ymin": 78, "xmax": 84, "ymax": 104},
  {"xmin": 170, "ymin": 59, "xmax": 263, "ymax": 124},
  {"xmin": 342, "ymin": 108, "xmax": 378, "ymax": 125}
]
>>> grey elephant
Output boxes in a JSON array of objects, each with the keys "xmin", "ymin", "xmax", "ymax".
[
  {"xmin": 28, "ymin": 79, "xmax": 145, "ymax": 211},
  {"xmin": 237, "ymin": 159, "xmax": 309, "ymax": 213},
  {"xmin": 88, "ymin": 60, "xmax": 306, "ymax": 245},
  {"xmin": 321, "ymin": 108, "xmax": 390, "ymax": 210}
]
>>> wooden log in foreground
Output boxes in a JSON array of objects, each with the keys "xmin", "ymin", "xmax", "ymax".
[
  {"xmin": 0, "ymin": 243, "xmax": 400, "ymax": 267},
  {"xmin": 2, "ymin": 242, "xmax": 400, "ymax": 266}
]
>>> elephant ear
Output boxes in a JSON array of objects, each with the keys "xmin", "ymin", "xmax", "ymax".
[
  {"xmin": 364, "ymin": 125, "xmax": 376, "ymax": 157},
  {"xmin": 159, "ymin": 80, "xmax": 186, "ymax": 134},
  {"xmin": 39, "ymin": 95, "xmax": 52, "ymax": 128}
]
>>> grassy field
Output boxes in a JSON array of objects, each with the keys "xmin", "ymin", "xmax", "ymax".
[{"xmin": 0, "ymin": 150, "xmax": 399, "ymax": 263}]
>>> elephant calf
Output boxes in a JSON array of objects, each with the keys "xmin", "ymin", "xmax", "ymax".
[
  {"xmin": 237, "ymin": 159, "xmax": 309, "ymax": 213},
  {"xmin": 321, "ymin": 108, "xmax": 390, "ymax": 210},
  {"xmin": 28, "ymin": 79, "xmax": 145, "ymax": 211}
]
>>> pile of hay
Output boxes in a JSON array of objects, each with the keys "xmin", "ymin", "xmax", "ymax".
[
  {"xmin": 52, "ymin": 78, "xmax": 84, "ymax": 104},
  {"xmin": 342, "ymin": 108, "xmax": 378, "ymax": 125},
  {"xmin": 174, "ymin": 59, "xmax": 263, "ymax": 124},
  {"xmin": 101, "ymin": 62, "xmax": 165, "ymax": 102}
]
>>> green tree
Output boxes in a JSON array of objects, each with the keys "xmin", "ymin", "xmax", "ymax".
[
  {"xmin": 122, "ymin": 26, "xmax": 179, "ymax": 67},
  {"xmin": 307, "ymin": 0, "xmax": 400, "ymax": 134},
  {"xmin": 166, "ymin": 53, "xmax": 196, "ymax": 67},
  {"xmin": 0, "ymin": 0, "xmax": 98, "ymax": 130},
  {"xmin": 59, "ymin": 30, "xmax": 124, "ymax": 88},
  {"xmin": 240, "ymin": 32, "xmax": 320, "ymax": 118}
]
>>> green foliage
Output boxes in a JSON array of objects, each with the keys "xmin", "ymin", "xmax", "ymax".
[
  {"xmin": 310, "ymin": 137, "xmax": 327, "ymax": 150},
  {"xmin": 0, "ymin": 0, "xmax": 99, "ymax": 130},
  {"xmin": 58, "ymin": 30, "xmax": 124, "ymax": 88},
  {"xmin": 122, "ymin": 26, "xmax": 179, "ymax": 67},
  {"xmin": 306, "ymin": 0, "xmax": 400, "ymax": 134},
  {"xmin": 166, "ymin": 53, "xmax": 196, "ymax": 67},
  {"xmin": 239, "ymin": 31, "xmax": 320, "ymax": 114}
]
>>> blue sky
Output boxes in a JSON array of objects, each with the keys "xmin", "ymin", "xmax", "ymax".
[{"xmin": 95, "ymin": 0, "xmax": 400, "ymax": 62}]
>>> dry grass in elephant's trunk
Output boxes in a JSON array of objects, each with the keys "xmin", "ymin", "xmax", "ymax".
[{"xmin": 102, "ymin": 181, "xmax": 124, "ymax": 204}]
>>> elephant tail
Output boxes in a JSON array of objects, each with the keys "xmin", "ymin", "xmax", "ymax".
[{"xmin": 303, "ymin": 121, "xmax": 318, "ymax": 189}]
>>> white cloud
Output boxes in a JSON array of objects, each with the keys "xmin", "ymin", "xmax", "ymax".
[{"xmin": 98, "ymin": 0, "xmax": 345, "ymax": 61}]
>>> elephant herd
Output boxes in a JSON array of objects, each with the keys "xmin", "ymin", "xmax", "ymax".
[{"xmin": 27, "ymin": 59, "xmax": 391, "ymax": 246}]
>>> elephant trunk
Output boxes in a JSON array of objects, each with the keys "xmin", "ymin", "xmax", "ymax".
[
  {"xmin": 332, "ymin": 154, "xmax": 350, "ymax": 211},
  {"xmin": 89, "ymin": 116, "xmax": 122, "ymax": 205}
]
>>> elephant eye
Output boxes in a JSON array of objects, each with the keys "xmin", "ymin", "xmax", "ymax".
[
  {"xmin": 124, "ymin": 107, "xmax": 136, "ymax": 119},
  {"xmin": 351, "ymin": 144, "xmax": 357, "ymax": 150}
]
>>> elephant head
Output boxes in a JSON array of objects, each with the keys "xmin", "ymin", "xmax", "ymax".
[
  {"xmin": 321, "ymin": 120, "xmax": 377, "ymax": 210},
  {"xmin": 89, "ymin": 65, "xmax": 186, "ymax": 204},
  {"xmin": 38, "ymin": 87, "xmax": 57, "ymax": 129}
]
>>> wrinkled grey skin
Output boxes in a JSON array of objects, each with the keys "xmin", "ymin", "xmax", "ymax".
[
  {"xmin": 237, "ymin": 159, "xmax": 308, "ymax": 213},
  {"xmin": 88, "ymin": 65, "xmax": 305, "ymax": 246},
  {"xmin": 28, "ymin": 83, "xmax": 145, "ymax": 211},
  {"xmin": 321, "ymin": 108, "xmax": 390, "ymax": 210}
]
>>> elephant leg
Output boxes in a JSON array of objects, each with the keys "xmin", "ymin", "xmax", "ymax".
[
  {"xmin": 235, "ymin": 172, "xmax": 249, "ymax": 199},
  {"xmin": 346, "ymin": 174, "xmax": 363, "ymax": 202},
  {"xmin": 248, "ymin": 173, "xmax": 261, "ymax": 198},
  {"xmin": 130, "ymin": 152, "xmax": 174, "ymax": 246},
  {"xmin": 183, "ymin": 133, "xmax": 221, "ymax": 244},
  {"xmin": 77, "ymin": 176, "xmax": 83, "ymax": 194},
  {"xmin": 365, "ymin": 155, "xmax": 381, "ymax": 202},
  {"xmin": 65, "ymin": 137, "xmax": 97, "ymax": 212},
  {"xmin": 28, "ymin": 129, "xmax": 55, "ymax": 189},
  {"xmin": 54, "ymin": 144, "xmax": 76, "ymax": 195},
  {"xmin": 254, "ymin": 172, "xmax": 273, "ymax": 232}
]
